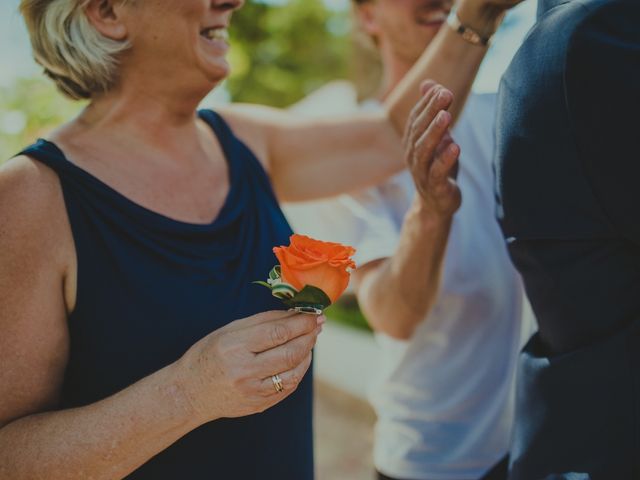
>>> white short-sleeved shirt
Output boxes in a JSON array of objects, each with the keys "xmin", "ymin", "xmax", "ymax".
[{"xmin": 283, "ymin": 89, "xmax": 535, "ymax": 480}]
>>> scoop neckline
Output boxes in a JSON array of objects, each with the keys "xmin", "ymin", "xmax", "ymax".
[{"xmin": 36, "ymin": 110, "xmax": 238, "ymax": 231}]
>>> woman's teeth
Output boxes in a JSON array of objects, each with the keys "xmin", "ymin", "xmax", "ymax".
[
  {"xmin": 418, "ymin": 10, "xmax": 449, "ymax": 25},
  {"xmin": 431, "ymin": 12, "xmax": 447, "ymax": 22},
  {"xmin": 201, "ymin": 28, "xmax": 229, "ymax": 42}
]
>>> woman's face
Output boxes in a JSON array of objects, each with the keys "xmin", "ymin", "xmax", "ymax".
[{"xmin": 120, "ymin": 0, "xmax": 244, "ymax": 90}]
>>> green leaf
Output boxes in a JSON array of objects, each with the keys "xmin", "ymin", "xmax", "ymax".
[
  {"xmin": 284, "ymin": 284, "xmax": 332, "ymax": 311},
  {"xmin": 272, "ymin": 283, "xmax": 298, "ymax": 299},
  {"xmin": 268, "ymin": 265, "xmax": 282, "ymax": 281},
  {"xmin": 252, "ymin": 281, "xmax": 273, "ymax": 289}
]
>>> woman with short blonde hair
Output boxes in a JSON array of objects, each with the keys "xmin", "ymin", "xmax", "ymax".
[
  {"xmin": 0, "ymin": 0, "xmax": 519, "ymax": 478},
  {"xmin": 21, "ymin": 0, "xmax": 133, "ymax": 99}
]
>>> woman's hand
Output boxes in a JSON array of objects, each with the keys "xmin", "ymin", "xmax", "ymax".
[
  {"xmin": 177, "ymin": 310, "xmax": 323, "ymax": 423},
  {"xmin": 405, "ymin": 81, "xmax": 462, "ymax": 220}
]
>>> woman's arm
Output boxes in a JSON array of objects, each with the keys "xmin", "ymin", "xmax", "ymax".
[
  {"xmin": 220, "ymin": 104, "xmax": 406, "ymax": 201},
  {"xmin": 220, "ymin": 0, "xmax": 520, "ymax": 202},
  {"xmin": 0, "ymin": 158, "xmax": 321, "ymax": 480},
  {"xmin": 221, "ymin": 83, "xmax": 452, "ymax": 202}
]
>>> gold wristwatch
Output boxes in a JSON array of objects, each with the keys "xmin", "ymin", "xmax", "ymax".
[{"xmin": 447, "ymin": 12, "xmax": 492, "ymax": 47}]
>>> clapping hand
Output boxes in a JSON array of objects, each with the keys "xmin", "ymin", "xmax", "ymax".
[{"xmin": 405, "ymin": 81, "xmax": 462, "ymax": 219}]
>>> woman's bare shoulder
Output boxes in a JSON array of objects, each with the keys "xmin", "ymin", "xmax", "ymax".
[
  {"xmin": 0, "ymin": 155, "xmax": 66, "ymax": 227},
  {"xmin": 0, "ymin": 155, "xmax": 73, "ymax": 268}
]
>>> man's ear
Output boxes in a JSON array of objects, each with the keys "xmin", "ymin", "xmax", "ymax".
[
  {"xmin": 84, "ymin": 0, "xmax": 129, "ymax": 41},
  {"xmin": 354, "ymin": 2, "xmax": 381, "ymax": 38}
]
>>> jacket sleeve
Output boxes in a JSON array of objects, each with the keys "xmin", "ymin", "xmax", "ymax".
[{"xmin": 565, "ymin": 0, "xmax": 640, "ymax": 245}]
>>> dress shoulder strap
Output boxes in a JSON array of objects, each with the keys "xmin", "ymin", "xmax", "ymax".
[{"xmin": 18, "ymin": 138, "xmax": 75, "ymax": 176}]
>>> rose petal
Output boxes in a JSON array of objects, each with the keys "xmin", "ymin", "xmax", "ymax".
[{"xmin": 273, "ymin": 235, "xmax": 356, "ymax": 303}]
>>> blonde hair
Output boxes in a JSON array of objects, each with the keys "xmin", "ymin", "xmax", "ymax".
[{"xmin": 20, "ymin": 0, "xmax": 131, "ymax": 100}]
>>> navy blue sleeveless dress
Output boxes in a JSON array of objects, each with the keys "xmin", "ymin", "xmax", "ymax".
[{"xmin": 19, "ymin": 110, "xmax": 314, "ymax": 479}]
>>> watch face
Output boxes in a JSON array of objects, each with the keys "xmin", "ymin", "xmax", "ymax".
[
  {"xmin": 448, "ymin": 13, "xmax": 489, "ymax": 46},
  {"xmin": 462, "ymin": 29, "xmax": 481, "ymax": 44}
]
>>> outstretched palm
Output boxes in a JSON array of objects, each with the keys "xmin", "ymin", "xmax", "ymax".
[{"xmin": 404, "ymin": 81, "xmax": 462, "ymax": 219}]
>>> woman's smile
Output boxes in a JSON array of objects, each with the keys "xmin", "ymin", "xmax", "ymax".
[
  {"xmin": 199, "ymin": 26, "xmax": 230, "ymax": 55},
  {"xmin": 416, "ymin": 7, "xmax": 450, "ymax": 29}
]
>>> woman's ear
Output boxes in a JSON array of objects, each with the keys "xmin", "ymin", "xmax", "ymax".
[
  {"xmin": 354, "ymin": 2, "xmax": 381, "ymax": 38},
  {"xmin": 84, "ymin": 0, "xmax": 129, "ymax": 41}
]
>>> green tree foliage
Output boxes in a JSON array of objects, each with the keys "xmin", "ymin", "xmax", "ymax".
[
  {"xmin": 0, "ymin": 77, "xmax": 82, "ymax": 161},
  {"xmin": 228, "ymin": 0, "xmax": 350, "ymax": 107}
]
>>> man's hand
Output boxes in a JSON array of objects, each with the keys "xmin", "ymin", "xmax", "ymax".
[{"xmin": 404, "ymin": 81, "xmax": 462, "ymax": 219}]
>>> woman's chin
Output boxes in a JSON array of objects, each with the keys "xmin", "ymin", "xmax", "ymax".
[{"xmin": 199, "ymin": 58, "xmax": 231, "ymax": 84}]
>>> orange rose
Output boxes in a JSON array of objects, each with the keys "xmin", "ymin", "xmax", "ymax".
[{"xmin": 273, "ymin": 234, "xmax": 357, "ymax": 304}]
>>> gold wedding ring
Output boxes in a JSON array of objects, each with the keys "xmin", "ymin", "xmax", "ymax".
[{"xmin": 272, "ymin": 374, "xmax": 284, "ymax": 393}]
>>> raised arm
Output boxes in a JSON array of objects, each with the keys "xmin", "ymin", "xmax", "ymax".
[
  {"xmin": 354, "ymin": 84, "xmax": 461, "ymax": 339},
  {"xmin": 221, "ymin": 0, "xmax": 521, "ymax": 202}
]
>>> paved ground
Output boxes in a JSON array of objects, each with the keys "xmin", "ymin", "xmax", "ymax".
[{"xmin": 314, "ymin": 380, "xmax": 377, "ymax": 480}]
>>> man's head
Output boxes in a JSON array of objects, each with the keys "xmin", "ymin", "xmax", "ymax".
[{"xmin": 353, "ymin": 0, "xmax": 453, "ymax": 67}]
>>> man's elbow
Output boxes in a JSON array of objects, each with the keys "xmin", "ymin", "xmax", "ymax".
[
  {"xmin": 379, "ymin": 321, "xmax": 416, "ymax": 341},
  {"xmin": 360, "ymin": 302, "xmax": 420, "ymax": 341},
  {"xmin": 354, "ymin": 263, "xmax": 423, "ymax": 340}
]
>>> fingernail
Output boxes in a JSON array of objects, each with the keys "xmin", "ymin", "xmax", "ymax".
[
  {"xmin": 437, "ymin": 111, "xmax": 448, "ymax": 125},
  {"xmin": 420, "ymin": 80, "xmax": 435, "ymax": 95},
  {"xmin": 316, "ymin": 315, "xmax": 326, "ymax": 326},
  {"xmin": 439, "ymin": 89, "xmax": 452, "ymax": 102}
]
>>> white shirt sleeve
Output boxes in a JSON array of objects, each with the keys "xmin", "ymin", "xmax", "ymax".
[
  {"xmin": 338, "ymin": 187, "xmax": 401, "ymax": 268},
  {"xmin": 282, "ymin": 184, "xmax": 402, "ymax": 269},
  {"xmin": 282, "ymin": 85, "xmax": 409, "ymax": 269}
]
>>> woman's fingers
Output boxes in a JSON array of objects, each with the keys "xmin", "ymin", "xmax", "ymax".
[
  {"xmin": 226, "ymin": 309, "xmax": 298, "ymax": 331},
  {"xmin": 182, "ymin": 310, "xmax": 322, "ymax": 421},
  {"xmin": 258, "ymin": 352, "xmax": 314, "ymax": 397},
  {"xmin": 241, "ymin": 313, "xmax": 321, "ymax": 354},
  {"xmin": 253, "ymin": 327, "xmax": 320, "ymax": 377}
]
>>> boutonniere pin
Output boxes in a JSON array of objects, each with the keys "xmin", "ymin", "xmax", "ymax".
[{"xmin": 255, "ymin": 234, "xmax": 357, "ymax": 314}]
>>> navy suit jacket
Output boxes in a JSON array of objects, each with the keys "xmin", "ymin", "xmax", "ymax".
[{"xmin": 495, "ymin": 0, "xmax": 640, "ymax": 478}]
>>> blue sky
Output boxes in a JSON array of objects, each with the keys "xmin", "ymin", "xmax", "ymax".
[
  {"xmin": 0, "ymin": 0, "xmax": 536, "ymax": 92},
  {"xmin": 0, "ymin": 1, "xmax": 40, "ymax": 85}
]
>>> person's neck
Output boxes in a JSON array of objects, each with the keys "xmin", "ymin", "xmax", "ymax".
[{"xmin": 71, "ymin": 75, "xmax": 216, "ymax": 158}]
